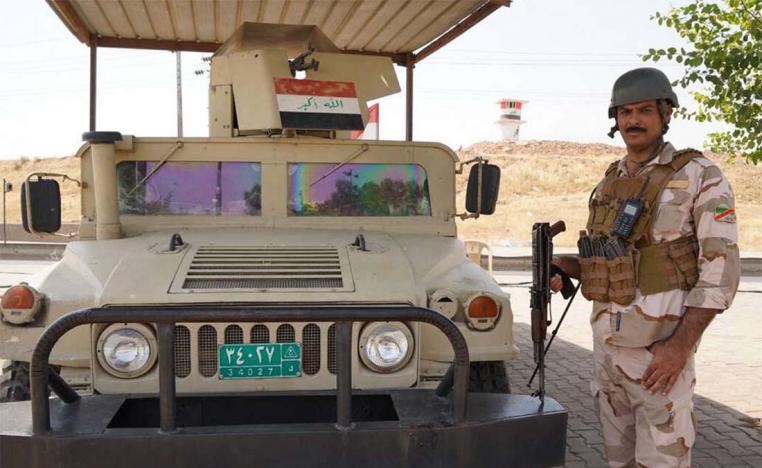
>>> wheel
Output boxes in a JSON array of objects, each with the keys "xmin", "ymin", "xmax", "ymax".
[
  {"xmin": 468, "ymin": 361, "xmax": 511, "ymax": 393},
  {"xmin": 0, "ymin": 361, "xmax": 30, "ymax": 402}
]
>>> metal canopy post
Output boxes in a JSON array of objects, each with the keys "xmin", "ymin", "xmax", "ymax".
[
  {"xmin": 405, "ymin": 53, "xmax": 415, "ymax": 142},
  {"xmin": 89, "ymin": 35, "xmax": 97, "ymax": 132},
  {"xmin": 176, "ymin": 52, "xmax": 183, "ymax": 138}
]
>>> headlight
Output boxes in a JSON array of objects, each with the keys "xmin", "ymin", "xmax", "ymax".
[
  {"xmin": 96, "ymin": 323, "xmax": 157, "ymax": 378},
  {"xmin": 359, "ymin": 322, "xmax": 414, "ymax": 373}
]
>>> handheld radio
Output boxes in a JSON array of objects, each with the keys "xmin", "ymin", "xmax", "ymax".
[{"xmin": 611, "ymin": 176, "xmax": 649, "ymax": 239}]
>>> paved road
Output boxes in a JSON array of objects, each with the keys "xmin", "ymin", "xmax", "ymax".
[
  {"xmin": 2, "ymin": 260, "xmax": 761, "ymax": 466},
  {"xmin": 498, "ymin": 272, "xmax": 762, "ymax": 467},
  {"xmin": 0, "ymin": 258, "xmax": 54, "ymax": 291}
]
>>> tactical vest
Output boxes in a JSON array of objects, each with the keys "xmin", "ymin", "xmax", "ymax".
[{"xmin": 580, "ymin": 149, "xmax": 701, "ymax": 304}]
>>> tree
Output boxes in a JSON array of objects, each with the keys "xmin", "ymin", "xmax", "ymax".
[{"xmin": 643, "ymin": 0, "xmax": 761, "ymax": 162}]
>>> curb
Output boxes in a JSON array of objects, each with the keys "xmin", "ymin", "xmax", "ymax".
[
  {"xmin": 485, "ymin": 255, "xmax": 762, "ymax": 276},
  {"xmin": 0, "ymin": 242, "xmax": 67, "ymax": 260},
  {"xmin": 2, "ymin": 243, "xmax": 761, "ymax": 276}
]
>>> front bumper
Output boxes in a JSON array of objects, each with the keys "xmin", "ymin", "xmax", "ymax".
[
  {"xmin": 4, "ymin": 305, "xmax": 567, "ymax": 467},
  {"xmin": 0, "ymin": 390, "xmax": 567, "ymax": 468}
]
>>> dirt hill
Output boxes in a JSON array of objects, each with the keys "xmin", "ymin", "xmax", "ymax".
[
  {"xmin": 0, "ymin": 156, "xmax": 80, "ymax": 225},
  {"xmin": 2, "ymin": 141, "xmax": 760, "ymax": 250},
  {"xmin": 454, "ymin": 140, "xmax": 762, "ymax": 250}
]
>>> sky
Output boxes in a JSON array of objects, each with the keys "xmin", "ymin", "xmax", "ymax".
[{"xmin": 0, "ymin": 0, "xmax": 730, "ymax": 160}]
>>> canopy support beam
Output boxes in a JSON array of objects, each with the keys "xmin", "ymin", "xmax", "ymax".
[
  {"xmin": 405, "ymin": 53, "xmax": 415, "ymax": 142},
  {"xmin": 89, "ymin": 35, "xmax": 97, "ymax": 132},
  {"xmin": 49, "ymin": 0, "xmax": 91, "ymax": 44},
  {"xmin": 96, "ymin": 36, "xmax": 220, "ymax": 53},
  {"xmin": 414, "ymin": 0, "xmax": 509, "ymax": 64}
]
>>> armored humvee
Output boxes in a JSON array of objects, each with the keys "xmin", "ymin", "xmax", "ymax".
[{"xmin": 0, "ymin": 5, "xmax": 566, "ymax": 467}]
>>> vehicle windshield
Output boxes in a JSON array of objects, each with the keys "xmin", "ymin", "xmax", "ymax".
[
  {"xmin": 288, "ymin": 163, "xmax": 431, "ymax": 216},
  {"xmin": 116, "ymin": 161, "xmax": 261, "ymax": 215}
]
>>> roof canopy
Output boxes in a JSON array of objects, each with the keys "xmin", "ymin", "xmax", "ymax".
[
  {"xmin": 47, "ymin": 0, "xmax": 510, "ymax": 63},
  {"xmin": 214, "ymin": 22, "xmax": 341, "ymax": 56}
]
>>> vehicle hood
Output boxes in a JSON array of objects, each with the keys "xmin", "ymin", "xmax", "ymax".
[{"xmin": 41, "ymin": 228, "xmax": 482, "ymax": 308}]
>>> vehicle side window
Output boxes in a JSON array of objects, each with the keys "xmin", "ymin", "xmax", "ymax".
[
  {"xmin": 116, "ymin": 161, "xmax": 261, "ymax": 215},
  {"xmin": 287, "ymin": 163, "xmax": 431, "ymax": 216}
]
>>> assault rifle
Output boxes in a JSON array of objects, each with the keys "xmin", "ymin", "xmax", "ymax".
[{"xmin": 528, "ymin": 221, "xmax": 576, "ymax": 407}]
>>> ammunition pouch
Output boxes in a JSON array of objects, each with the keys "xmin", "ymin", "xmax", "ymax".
[
  {"xmin": 579, "ymin": 235, "xmax": 698, "ymax": 303},
  {"xmin": 638, "ymin": 235, "xmax": 699, "ymax": 295},
  {"xmin": 607, "ymin": 250, "xmax": 636, "ymax": 305},
  {"xmin": 579, "ymin": 244, "xmax": 637, "ymax": 306},
  {"xmin": 580, "ymin": 256, "xmax": 610, "ymax": 303}
]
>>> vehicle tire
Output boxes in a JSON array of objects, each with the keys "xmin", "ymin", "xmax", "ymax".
[
  {"xmin": 468, "ymin": 361, "xmax": 511, "ymax": 393},
  {"xmin": 0, "ymin": 361, "xmax": 31, "ymax": 402}
]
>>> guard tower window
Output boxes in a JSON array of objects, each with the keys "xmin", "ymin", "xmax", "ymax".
[{"xmin": 116, "ymin": 161, "xmax": 261, "ymax": 215}]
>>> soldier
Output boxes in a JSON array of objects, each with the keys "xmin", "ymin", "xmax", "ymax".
[{"xmin": 551, "ymin": 67, "xmax": 741, "ymax": 467}]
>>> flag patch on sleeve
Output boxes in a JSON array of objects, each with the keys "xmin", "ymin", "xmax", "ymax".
[{"xmin": 714, "ymin": 204, "xmax": 736, "ymax": 223}]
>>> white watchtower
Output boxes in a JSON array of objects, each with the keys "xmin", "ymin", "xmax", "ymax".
[{"xmin": 496, "ymin": 98, "xmax": 527, "ymax": 141}]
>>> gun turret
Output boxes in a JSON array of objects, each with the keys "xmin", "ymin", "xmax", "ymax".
[
  {"xmin": 208, "ymin": 23, "xmax": 400, "ymax": 138},
  {"xmin": 289, "ymin": 47, "xmax": 319, "ymax": 76}
]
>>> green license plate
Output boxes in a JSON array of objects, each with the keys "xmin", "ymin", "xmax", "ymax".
[{"xmin": 218, "ymin": 343, "xmax": 302, "ymax": 380}]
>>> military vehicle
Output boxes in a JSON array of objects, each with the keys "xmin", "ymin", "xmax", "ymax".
[{"xmin": 0, "ymin": 2, "xmax": 566, "ymax": 467}]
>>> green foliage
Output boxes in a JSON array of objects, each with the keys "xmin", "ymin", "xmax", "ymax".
[
  {"xmin": 643, "ymin": 0, "xmax": 761, "ymax": 162},
  {"xmin": 291, "ymin": 177, "xmax": 430, "ymax": 216}
]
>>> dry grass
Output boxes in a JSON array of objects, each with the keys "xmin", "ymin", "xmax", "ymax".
[
  {"xmin": 456, "ymin": 140, "xmax": 762, "ymax": 251},
  {"xmin": 0, "ymin": 155, "xmax": 80, "ymax": 224},
  {"xmin": 1, "ymin": 141, "xmax": 759, "ymax": 251}
]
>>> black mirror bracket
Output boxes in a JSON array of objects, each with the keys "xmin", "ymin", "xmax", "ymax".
[
  {"xmin": 24, "ymin": 172, "xmax": 83, "ymax": 238},
  {"xmin": 453, "ymin": 157, "xmax": 486, "ymax": 221}
]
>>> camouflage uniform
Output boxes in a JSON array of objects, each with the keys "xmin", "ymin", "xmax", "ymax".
[{"xmin": 589, "ymin": 142, "xmax": 741, "ymax": 467}]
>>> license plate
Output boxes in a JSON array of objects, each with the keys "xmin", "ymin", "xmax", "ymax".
[{"xmin": 218, "ymin": 343, "xmax": 302, "ymax": 380}]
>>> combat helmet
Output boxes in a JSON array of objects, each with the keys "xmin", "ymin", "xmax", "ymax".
[
  {"xmin": 607, "ymin": 67, "xmax": 679, "ymax": 137},
  {"xmin": 608, "ymin": 67, "xmax": 679, "ymax": 118}
]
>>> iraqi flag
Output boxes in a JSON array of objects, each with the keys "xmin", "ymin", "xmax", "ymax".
[
  {"xmin": 274, "ymin": 78, "xmax": 364, "ymax": 131},
  {"xmin": 351, "ymin": 103, "xmax": 379, "ymax": 140}
]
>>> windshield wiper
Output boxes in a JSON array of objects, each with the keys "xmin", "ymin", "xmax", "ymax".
[
  {"xmin": 309, "ymin": 143, "xmax": 369, "ymax": 187},
  {"xmin": 126, "ymin": 141, "xmax": 184, "ymax": 196}
]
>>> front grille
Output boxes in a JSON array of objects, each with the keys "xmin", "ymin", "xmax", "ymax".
[
  {"xmin": 198, "ymin": 325, "xmax": 218, "ymax": 377},
  {"xmin": 276, "ymin": 324, "xmax": 295, "ymax": 343},
  {"xmin": 176, "ymin": 323, "xmax": 335, "ymax": 379},
  {"xmin": 250, "ymin": 324, "xmax": 269, "ymax": 343},
  {"xmin": 175, "ymin": 326, "xmax": 191, "ymax": 378},
  {"xmin": 302, "ymin": 324, "xmax": 321, "ymax": 375},
  {"xmin": 224, "ymin": 325, "xmax": 244, "ymax": 344},
  {"xmin": 328, "ymin": 324, "xmax": 337, "ymax": 375},
  {"xmin": 178, "ymin": 246, "xmax": 346, "ymax": 291}
]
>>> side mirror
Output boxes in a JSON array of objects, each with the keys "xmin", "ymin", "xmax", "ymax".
[
  {"xmin": 466, "ymin": 163, "xmax": 501, "ymax": 215},
  {"xmin": 21, "ymin": 178, "xmax": 62, "ymax": 234}
]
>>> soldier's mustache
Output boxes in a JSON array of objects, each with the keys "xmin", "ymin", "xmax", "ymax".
[{"xmin": 625, "ymin": 127, "xmax": 647, "ymax": 134}]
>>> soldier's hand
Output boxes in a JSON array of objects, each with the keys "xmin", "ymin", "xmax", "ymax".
[
  {"xmin": 641, "ymin": 340, "xmax": 691, "ymax": 396},
  {"xmin": 550, "ymin": 275, "xmax": 563, "ymax": 293}
]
